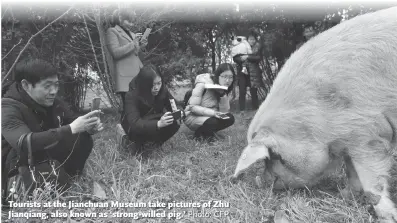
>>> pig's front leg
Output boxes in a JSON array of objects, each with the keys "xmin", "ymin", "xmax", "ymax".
[{"xmin": 350, "ymin": 139, "xmax": 397, "ymax": 222}]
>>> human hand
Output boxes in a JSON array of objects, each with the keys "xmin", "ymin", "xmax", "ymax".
[
  {"xmin": 140, "ymin": 38, "xmax": 148, "ymax": 48},
  {"xmin": 214, "ymin": 111, "xmax": 226, "ymax": 119},
  {"xmin": 86, "ymin": 118, "xmax": 104, "ymax": 135},
  {"xmin": 70, "ymin": 110, "xmax": 102, "ymax": 134},
  {"xmin": 157, "ymin": 112, "xmax": 174, "ymax": 129},
  {"xmin": 132, "ymin": 39, "xmax": 140, "ymax": 50},
  {"xmin": 184, "ymin": 105, "xmax": 192, "ymax": 111},
  {"xmin": 183, "ymin": 110, "xmax": 191, "ymax": 117},
  {"xmin": 241, "ymin": 55, "xmax": 248, "ymax": 61}
]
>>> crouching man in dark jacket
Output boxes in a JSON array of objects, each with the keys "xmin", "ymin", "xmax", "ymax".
[{"xmin": 1, "ymin": 59, "xmax": 103, "ymax": 197}]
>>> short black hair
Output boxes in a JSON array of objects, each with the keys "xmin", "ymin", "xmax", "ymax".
[{"xmin": 14, "ymin": 59, "xmax": 57, "ymax": 86}]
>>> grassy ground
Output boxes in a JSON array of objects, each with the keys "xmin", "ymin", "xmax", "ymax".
[{"xmin": 4, "ymin": 108, "xmax": 392, "ymax": 223}]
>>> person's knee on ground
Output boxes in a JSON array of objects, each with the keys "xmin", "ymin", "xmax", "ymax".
[
  {"xmin": 224, "ymin": 113, "xmax": 235, "ymax": 128},
  {"xmin": 157, "ymin": 120, "xmax": 180, "ymax": 143},
  {"xmin": 194, "ymin": 117, "xmax": 219, "ymax": 138},
  {"xmin": 62, "ymin": 132, "xmax": 93, "ymax": 176},
  {"xmin": 194, "ymin": 114, "xmax": 234, "ymax": 139}
]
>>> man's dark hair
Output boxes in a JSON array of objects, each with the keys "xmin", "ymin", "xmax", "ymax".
[{"xmin": 14, "ymin": 59, "xmax": 57, "ymax": 87}]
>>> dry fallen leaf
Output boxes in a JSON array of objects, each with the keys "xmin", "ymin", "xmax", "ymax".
[
  {"xmin": 92, "ymin": 181, "xmax": 107, "ymax": 200},
  {"xmin": 255, "ymin": 175, "xmax": 263, "ymax": 188},
  {"xmin": 274, "ymin": 210, "xmax": 290, "ymax": 223}
]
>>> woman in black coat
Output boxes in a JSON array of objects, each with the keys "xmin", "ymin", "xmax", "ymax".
[{"xmin": 121, "ymin": 65, "xmax": 180, "ymax": 148}]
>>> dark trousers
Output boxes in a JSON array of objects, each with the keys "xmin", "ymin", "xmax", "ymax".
[
  {"xmin": 2, "ymin": 132, "xmax": 93, "ymax": 203},
  {"xmin": 127, "ymin": 121, "xmax": 180, "ymax": 146},
  {"xmin": 238, "ymin": 73, "xmax": 259, "ymax": 111},
  {"xmin": 195, "ymin": 113, "xmax": 235, "ymax": 137},
  {"xmin": 46, "ymin": 132, "xmax": 93, "ymax": 176},
  {"xmin": 119, "ymin": 92, "xmax": 126, "ymax": 113}
]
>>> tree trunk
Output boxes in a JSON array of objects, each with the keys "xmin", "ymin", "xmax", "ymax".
[
  {"xmin": 207, "ymin": 29, "xmax": 216, "ymax": 72},
  {"xmin": 93, "ymin": 6, "xmax": 120, "ymax": 109}
]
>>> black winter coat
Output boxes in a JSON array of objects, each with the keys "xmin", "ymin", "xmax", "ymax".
[
  {"xmin": 1, "ymin": 83, "xmax": 80, "ymax": 166},
  {"xmin": 121, "ymin": 78, "xmax": 175, "ymax": 141}
]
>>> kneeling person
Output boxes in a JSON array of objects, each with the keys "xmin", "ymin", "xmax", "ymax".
[
  {"xmin": 184, "ymin": 63, "xmax": 236, "ymax": 140},
  {"xmin": 2, "ymin": 59, "xmax": 103, "ymax": 197},
  {"xmin": 121, "ymin": 65, "xmax": 181, "ymax": 149}
]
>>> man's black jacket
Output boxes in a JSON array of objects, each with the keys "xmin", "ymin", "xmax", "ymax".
[{"xmin": 1, "ymin": 83, "xmax": 78, "ymax": 166}]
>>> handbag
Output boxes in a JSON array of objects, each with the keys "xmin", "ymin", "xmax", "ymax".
[{"xmin": 16, "ymin": 132, "xmax": 71, "ymax": 195}]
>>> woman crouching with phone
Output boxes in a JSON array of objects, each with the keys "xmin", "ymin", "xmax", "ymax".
[
  {"xmin": 184, "ymin": 63, "xmax": 236, "ymax": 141},
  {"xmin": 121, "ymin": 65, "xmax": 184, "ymax": 151}
]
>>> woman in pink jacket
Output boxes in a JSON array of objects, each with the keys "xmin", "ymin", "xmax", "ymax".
[{"xmin": 106, "ymin": 9, "xmax": 147, "ymax": 107}]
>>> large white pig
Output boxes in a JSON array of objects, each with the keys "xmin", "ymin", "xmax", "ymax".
[{"xmin": 232, "ymin": 6, "xmax": 397, "ymax": 222}]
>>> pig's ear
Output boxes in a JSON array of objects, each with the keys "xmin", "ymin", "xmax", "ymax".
[{"xmin": 233, "ymin": 143, "xmax": 270, "ymax": 179}]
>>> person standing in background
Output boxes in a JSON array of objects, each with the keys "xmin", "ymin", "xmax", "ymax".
[
  {"xmin": 233, "ymin": 30, "xmax": 265, "ymax": 113},
  {"xmin": 296, "ymin": 24, "xmax": 316, "ymax": 50},
  {"xmin": 106, "ymin": 9, "xmax": 147, "ymax": 110}
]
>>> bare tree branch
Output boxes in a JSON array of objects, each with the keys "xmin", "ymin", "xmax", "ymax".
[
  {"xmin": 2, "ymin": 39, "xmax": 22, "ymax": 60},
  {"xmin": 2, "ymin": 5, "xmax": 9, "ymax": 20},
  {"xmin": 82, "ymin": 14, "xmax": 103, "ymax": 75},
  {"xmin": 82, "ymin": 7, "xmax": 119, "ymax": 108},
  {"xmin": 2, "ymin": 5, "xmax": 74, "ymax": 82},
  {"xmin": 151, "ymin": 21, "xmax": 174, "ymax": 34}
]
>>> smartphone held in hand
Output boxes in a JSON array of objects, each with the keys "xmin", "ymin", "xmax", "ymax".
[
  {"xmin": 218, "ymin": 113, "xmax": 230, "ymax": 119},
  {"xmin": 91, "ymin": 98, "xmax": 101, "ymax": 111},
  {"xmin": 140, "ymin": 28, "xmax": 151, "ymax": 41},
  {"xmin": 91, "ymin": 98, "xmax": 101, "ymax": 117},
  {"xmin": 171, "ymin": 110, "xmax": 182, "ymax": 120}
]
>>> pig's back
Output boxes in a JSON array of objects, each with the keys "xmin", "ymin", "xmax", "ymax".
[{"xmin": 248, "ymin": 7, "xmax": 397, "ymax": 142}]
